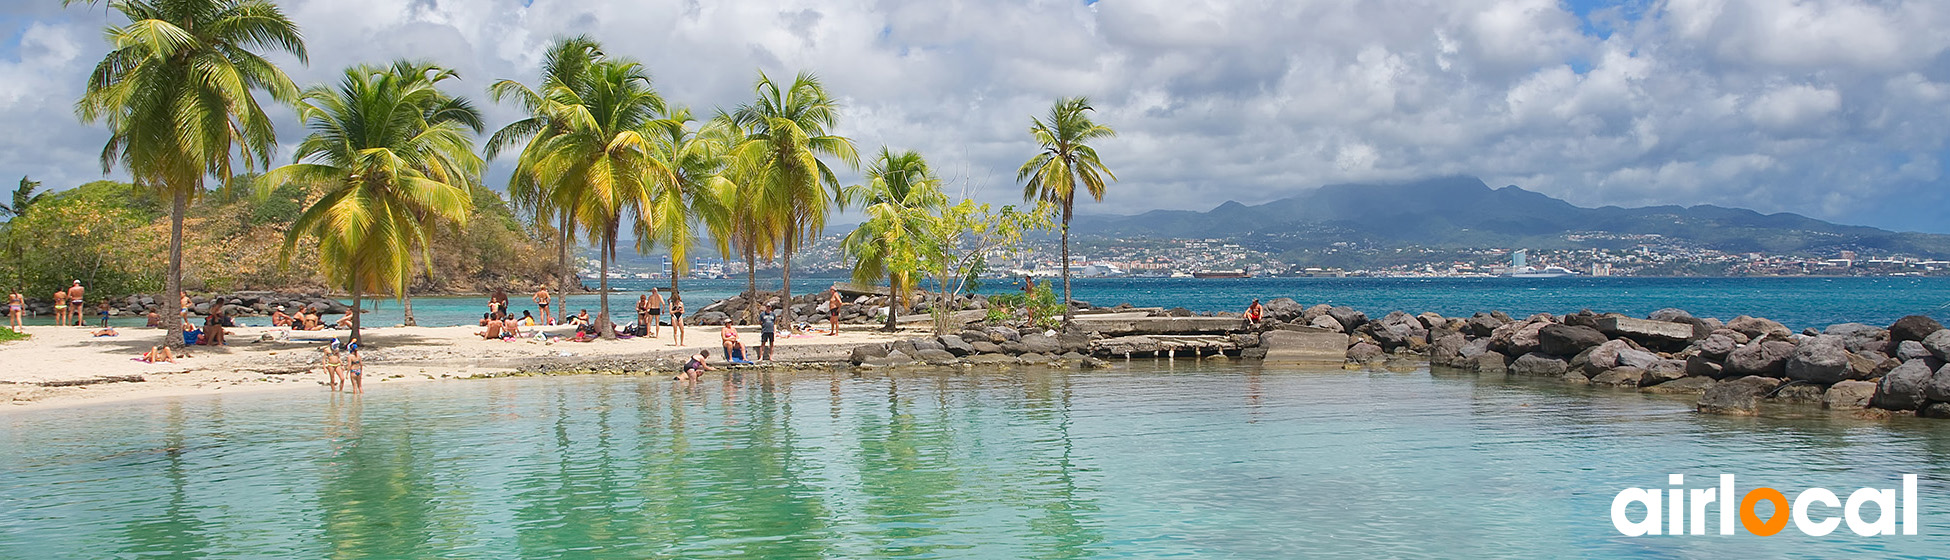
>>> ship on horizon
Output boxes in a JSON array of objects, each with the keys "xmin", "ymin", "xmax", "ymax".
[{"xmin": 1192, "ymin": 269, "xmax": 1250, "ymax": 279}]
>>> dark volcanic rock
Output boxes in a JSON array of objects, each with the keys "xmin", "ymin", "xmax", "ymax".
[
  {"xmin": 1346, "ymin": 342, "xmax": 1385, "ymax": 365},
  {"xmin": 1923, "ymin": 329, "xmax": 1950, "ymax": 362},
  {"xmin": 1644, "ymin": 359, "xmax": 1688, "ymax": 385},
  {"xmin": 1889, "ymin": 315, "xmax": 1944, "ymax": 343},
  {"xmin": 1697, "ymin": 334, "xmax": 1738, "ymax": 359},
  {"xmin": 1309, "ymin": 315, "xmax": 1345, "ymax": 332},
  {"xmin": 1699, "ymin": 376, "xmax": 1784, "ymax": 416},
  {"xmin": 850, "ymin": 344, "xmax": 889, "ymax": 365},
  {"xmin": 1926, "ymin": 362, "xmax": 1950, "ymax": 403},
  {"xmin": 1509, "ymin": 352, "xmax": 1569, "ymax": 377},
  {"xmin": 1896, "ymin": 340, "xmax": 1933, "ymax": 361},
  {"xmin": 1648, "ymin": 308, "xmax": 1694, "ymax": 323},
  {"xmin": 1465, "ymin": 313, "xmax": 1506, "ymax": 337},
  {"xmin": 1590, "ymin": 368, "xmax": 1644, "ymax": 387},
  {"xmin": 938, "ymin": 335, "xmax": 975, "ymax": 357},
  {"xmin": 1871, "ymin": 359, "xmax": 1935, "ymax": 411},
  {"xmin": 1724, "ymin": 340, "xmax": 1796, "ymax": 376},
  {"xmin": 1825, "ymin": 323, "xmax": 1889, "ymax": 353},
  {"xmin": 1823, "ymin": 380, "xmax": 1878, "ymax": 410},
  {"xmin": 1264, "ymin": 298, "xmax": 1304, "ymax": 322},
  {"xmin": 1539, "ymin": 324, "xmax": 1607, "ymax": 356},
  {"xmin": 1328, "ymin": 306, "xmax": 1368, "ymax": 332},
  {"xmin": 1785, "ymin": 335, "xmax": 1853, "ymax": 384},
  {"xmin": 1643, "ymin": 375, "xmax": 1717, "ymax": 394},
  {"xmin": 1726, "ymin": 316, "xmax": 1791, "ymax": 340}
]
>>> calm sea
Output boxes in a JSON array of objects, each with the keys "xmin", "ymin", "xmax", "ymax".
[{"xmin": 2, "ymin": 363, "xmax": 1945, "ymax": 558}]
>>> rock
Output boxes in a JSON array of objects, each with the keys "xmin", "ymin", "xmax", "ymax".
[
  {"xmin": 1465, "ymin": 313, "xmax": 1506, "ymax": 337},
  {"xmin": 1417, "ymin": 312, "xmax": 1448, "ymax": 331},
  {"xmin": 1261, "ymin": 330, "xmax": 1352, "ymax": 364},
  {"xmin": 1926, "ymin": 362, "xmax": 1950, "ymax": 403},
  {"xmin": 1771, "ymin": 384, "xmax": 1825, "ymax": 404},
  {"xmin": 1471, "ymin": 352, "xmax": 1509, "ymax": 374},
  {"xmin": 1711, "ymin": 328, "xmax": 1751, "ymax": 345},
  {"xmin": 915, "ymin": 348, "xmax": 959, "ymax": 365},
  {"xmin": 1643, "ymin": 376, "xmax": 1717, "ymax": 395},
  {"xmin": 1889, "ymin": 315, "xmax": 1944, "ymax": 343},
  {"xmin": 1346, "ymin": 342, "xmax": 1386, "ymax": 365},
  {"xmin": 1489, "ymin": 319, "xmax": 1549, "ymax": 356},
  {"xmin": 1648, "ymin": 308, "xmax": 1694, "ymax": 323},
  {"xmin": 1458, "ymin": 338, "xmax": 1491, "ymax": 360},
  {"xmin": 1509, "ymin": 352, "xmax": 1569, "ymax": 377},
  {"xmin": 691, "ymin": 311, "xmax": 730, "ymax": 326},
  {"xmin": 1538, "ymin": 324, "xmax": 1607, "ymax": 356},
  {"xmin": 1685, "ymin": 355, "xmax": 1725, "ymax": 378},
  {"xmin": 1263, "ymin": 297, "xmax": 1304, "ymax": 322},
  {"xmin": 1922, "ymin": 403, "xmax": 1950, "ymax": 419},
  {"xmin": 1301, "ymin": 303, "xmax": 1334, "ymax": 324},
  {"xmin": 1017, "ymin": 353, "xmax": 1051, "ymax": 365},
  {"xmin": 1825, "ymin": 323, "xmax": 1889, "ymax": 353},
  {"xmin": 1597, "ymin": 316, "xmax": 1696, "ymax": 346},
  {"xmin": 1846, "ymin": 352, "xmax": 1880, "ymax": 379},
  {"xmin": 1561, "ymin": 310, "xmax": 1601, "ymax": 329},
  {"xmin": 1058, "ymin": 351, "xmax": 1088, "ymax": 362},
  {"xmin": 939, "ymin": 335, "xmax": 975, "ymax": 357},
  {"xmin": 1644, "ymin": 359, "xmax": 1688, "ymax": 385},
  {"xmin": 1822, "ymin": 380, "xmax": 1878, "ymax": 410},
  {"xmin": 1429, "ymin": 333, "xmax": 1467, "ymax": 367},
  {"xmin": 1698, "ymin": 376, "xmax": 1784, "ymax": 416},
  {"xmin": 911, "ymin": 338, "xmax": 947, "ymax": 352},
  {"xmin": 1616, "ymin": 347, "xmax": 1661, "ymax": 370},
  {"xmin": 1585, "ymin": 340, "xmax": 1634, "ymax": 370},
  {"xmin": 970, "ymin": 341, "xmax": 1005, "ymax": 355},
  {"xmin": 1924, "ymin": 329, "xmax": 1950, "ymax": 362},
  {"xmin": 884, "ymin": 350, "xmax": 918, "ymax": 367},
  {"xmin": 1697, "ymin": 334, "xmax": 1738, "ymax": 359},
  {"xmin": 850, "ymin": 344, "xmax": 889, "ymax": 365},
  {"xmin": 1590, "ymin": 368, "xmax": 1645, "ymax": 387},
  {"xmin": 1327, "ymin": 306, "xmax": 1367, "ymax": 332},
  {"xmin": 1871, "ymin": 359, "xmax": 1935, "ymax": 411},
  {"xmin": 1724, "ymin": 340, "xmax": 1796, "ymax": 376},
  {"xmin": 986, "ymin": 326, "xmax": 1021, "ymax": 343},
  {"xmin": 1896, "ymin": 340, "xmax": 1932, "ymax": 361},
  {"xmin": 966, "ymin": 354, "xmax": 1015, "ymax": 365},
  {"xmin": 1784, "ymin": 335, "xmax": 1853, "ymax": 384},
  {"xmin": 1726, "ymin": 316, "xmax": 1792, "ymax": 340},
  {"xmin": 1016, "ymin": 333, "xmax": 1063, "ymax": 355},
  {"xmin": 1057, "ymin": 331, "xmax": 1092, "ymax": 354},
  {"xmin": 1308, "ymin": 315, "xmax": 1344, "ymax": 332}
]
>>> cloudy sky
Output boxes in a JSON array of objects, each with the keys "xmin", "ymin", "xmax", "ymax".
[{"xmin": 5, "ymin": 0, "xmax": 1950, "ymax": 232}]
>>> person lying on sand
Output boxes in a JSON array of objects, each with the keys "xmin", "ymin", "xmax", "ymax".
[
  {"xmin": 140, "ymin": 346, "xmax": 182, "ymax": 364},
  {"xmin": 92, "ymin": 327, "xmax": 118, "ymax": 337}
]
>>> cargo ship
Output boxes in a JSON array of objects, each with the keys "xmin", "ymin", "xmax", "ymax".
[{"xmin": 1191, "ymin": 270, "xmax": 1250, "ymax": 279}]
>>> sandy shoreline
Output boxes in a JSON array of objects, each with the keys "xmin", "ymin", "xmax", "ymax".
[{"xmin": 0, "ymin": 323, "xmax": 903, "ymax": 412}]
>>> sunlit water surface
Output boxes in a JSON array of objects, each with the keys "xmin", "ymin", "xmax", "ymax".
[{"xmin": 3, "ymin": 362, "xmax": 1948, "ymax": 558}]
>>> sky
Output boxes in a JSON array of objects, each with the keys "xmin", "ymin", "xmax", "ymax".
[{"xmin": 5, "ymin": 0, "xmax": 1950, "ymax": 233}]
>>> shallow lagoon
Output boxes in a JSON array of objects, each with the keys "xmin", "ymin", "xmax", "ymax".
[{"xmin": 3, "ymin": 362, "xmax": 1947, "ymax": 558}]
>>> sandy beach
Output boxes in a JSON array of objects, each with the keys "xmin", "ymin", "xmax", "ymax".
[{"xmin": 0, "ymin": 323, "xmax": 903, "ymax": 411}]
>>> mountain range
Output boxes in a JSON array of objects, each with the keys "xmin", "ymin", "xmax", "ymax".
[{"xmin": 1069, "ymin": 176, "xmax": 1950, "ymax": 258}]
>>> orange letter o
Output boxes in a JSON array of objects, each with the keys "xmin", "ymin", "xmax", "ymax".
[{"xmin": 1741, "ymin": 488, "xmax": 1790, "ymax": 536}]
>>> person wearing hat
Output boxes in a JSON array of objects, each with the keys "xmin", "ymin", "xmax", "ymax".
[
  {"xmin": 272, "ymin": 305, "xmax": 292, "ymax": 327},
  {"xmin": 66, "ymin": 280, "xmax": 85, "ymax": 327},
  {"xmin": 720, "ymin": 319, "xmax": 745, "ymax": 363}
]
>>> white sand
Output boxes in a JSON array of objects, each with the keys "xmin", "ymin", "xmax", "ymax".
[{"xmin": 0, "ymin": 322, "xmax": 905, "ymax": 411}]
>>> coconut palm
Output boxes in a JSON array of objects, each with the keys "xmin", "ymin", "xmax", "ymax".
[
  {"xmin": 266, "ymin": 61, "xmax": 484, "ymax": 342},
  {"xmin": 841, "ymin": 148, "xmax": 947, "ymax": 330},
  {"xmin": 72, "ymin": 0, "xmax": 307, "ymax": 346},
  {"xmin": 638, "ymin": 108, "xmax": 732, "ymax": 319},
  {"xmin": 0, "ymin": 177, "xmax": 45, "ymax": 219},
  {"xmin": 486, "ymin": 35, "xmax": 604, "ymax": 298},
  {"xmin": 731, "ymin": 71, "xmax": 858, "ymax": 325},
  {"xmin": 527, "ymin": 59, "xmax": 673, "ymax": 339},
  {"xmin": 706, "ymin": 112, "xmax": 776, "ymax": 323},
  {"xmin": 1017, "ymin": 96, "xmax": 1116, "ymax": 325}
]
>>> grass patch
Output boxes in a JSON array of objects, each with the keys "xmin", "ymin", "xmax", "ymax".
[{"xmin": 0, "ymin": 327, "xmax": 27, "ymax": 342}]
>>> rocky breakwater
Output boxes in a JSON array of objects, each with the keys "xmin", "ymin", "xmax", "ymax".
[
  {"xmin": 689, "ymin": 289, "xmax": 989, "ymax": 327},
  {"xmin": 846, "ymin": 326, "xmax": 1110, "ymax": 369},
  {"xmin": 36, "ymin": 291, "xmax": 353, "ymax": 319}
]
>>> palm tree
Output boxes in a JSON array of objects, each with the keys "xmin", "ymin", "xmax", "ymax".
[
  {"xmin": 0, "ymin": 177, "xmax": 44, "ymax": 219},
  {"xmin": 486, "ymin": 35, "xmax": 604, "ymax": 300},
  {"xmin": 731, "ymin": 71, "xmax": 858, "ymax": 326},
  {"xmin": 841, "ymin": 148, "xmax": 947, "ymax": 331},
  {"xmin": 639, "ymin": 108, "xmax": 732, "ymax": 319},
  {"xmin": 709, "ymin": 112, "xmax": 776, "ymax": 323},
  {"xmin": 266, "ymin": 61, "xmax": 484, "ymax": 342},
  {"xmin": 71, "ymin": 0, "xmax": 307, "ymax": 346},
  {"xmin": 1017, "ymin": 96, "xmax": 1116, "ymax": 325},
  {"xmin": 527, "ymin": 59, "xmax": 672, "ymax": 339}
]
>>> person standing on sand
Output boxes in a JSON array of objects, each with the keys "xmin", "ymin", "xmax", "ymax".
[
  {"xmin": 346, "ymin": 342, "xmax": 364, "ymax": 394},
  {"xmin": 97, "ymin": 300, "xmax": 112, "ymax": 328},
  {"xmin": 636, "ymin": 295, "xmax": 651, "ymax": 331},
  {"xmin": 827, "ymin": 289, "xmax": 843, "ymax": 336},
  {"xmin": 323, "ymin": 345, "xmax": 343, "ymax": 391},
  {"xmin": 669, "ymin": 296, "xmax": 685, "ymax": 346},
  {"xmin": 67, "ymin": 281, "xmax": 85, "ymax": 327},
  {"xmin": 7, "ymin": 290, "xmax": 23, "ymax": 329},
  {"xmin": 758, "ymin": 305, "xmax": 777, "ymax": 361},
  {"xmin": 646, "ymin": 288, "xmax": 664, "ymax": 337},
  {"xmin": 533, "ymin": 287, "xmax": 552, "ymax": 325},
  {"xmin": 52, "ymin": 290, "xmax": 68, "ymax": 327}
]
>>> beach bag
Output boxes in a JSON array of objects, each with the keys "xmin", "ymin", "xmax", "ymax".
[
  {"xmin": 632, "ymin": 323, "xmax": 648, "ymax": 337},
  {"xmin": 183, "ymin": 329, "xmax": 201, "ymax": 346}
]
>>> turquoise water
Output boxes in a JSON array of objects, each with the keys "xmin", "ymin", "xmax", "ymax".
[
  {"xmin": 340, "ymin": 276, "xmax": 1950, "ymax": 329},
  {"xmin": 3, "ymin": 362, "xmax": 1947, "ymax": 558}
]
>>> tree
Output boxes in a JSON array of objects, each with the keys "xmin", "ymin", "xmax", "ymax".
[
  {"xmin": 639, "ymin": 108, "xmax": 732, "ymax": 317},
  {"xmin": 71, "ymin": 0, "xmax": 307, "ymax": 346},
  {"xmin": 267, "ymin": 61, "xmax": 484, "ymax": 343},
  {"xmin": 486, "ymin": 35, "xmax": 604, "ymax": 300},
  {"xmin": 923, "ymin": 200, "xmax": 1055, "ymax": 333},
  {"xmin": 841, "ymin": 148, "xmax": 947, "ymax": 331},
  {"xmin": 1017, "ymin": 96, "xmax": 1116, "ymax": 325},
  {"xmin": 0, "ymin": 177, "xmax": 45, "ymax": 218},
  {"xmin": 527, "ymin": 58, "xmax": 672, "ymax": 339},
  {"xmin": 731, "ymin": 72, "xmax": 858, "ymax": 326}
]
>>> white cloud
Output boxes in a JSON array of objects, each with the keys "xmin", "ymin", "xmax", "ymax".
[{"xmin": 4, "ymin": 0, "xmax": 1950, "ymax": 232}]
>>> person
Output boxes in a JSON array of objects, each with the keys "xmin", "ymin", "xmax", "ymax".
[
  {"xmin": 502, "ymin": 314, "xmax": 522, "ymax": 339},
  {"xmin": 520, "ymin": 310, "xmax": 536, "ymax": 326},
  {"xmin": 758, "ymin": 305, "xmax": 777, "ymax": 361},
  {"xmin": 720, "ymin": 319, "xmax": 745, "ymax": 362},
  {"xmin": 334, "ymin": 311, "xmax": 355, "ymax": 329},
  {"xmin": 533, "ymin": 287, "xmax": 553, "ymax": 325},
  {"xmin": 680, "ymin": 349, "xmax": 714, "ymax": 382},
  {"xmin": 477, "ymin": 317, "xmax": 503, "ymax": 339},
  {"xmin": 490, "ymin": 288, "xmax": 509, "ymax": 317},
  {"xmin": 67, "ymin": 280, "xmax": 85, "ymax": 327},
  {"xmin": 669, "ymin": 296, "xmax": 685, "ymax": 346},
  {"xmin": 272, "ymin": 306, "xmax": 292, "ymax": 327},
  {"xmin": 646, "ymin": 288, "xmax": 664, "ymax": 337},
  {"xmin": 346, "ymin": 343, "xmax": 364, "ymax": 394},
  {"xmin": 568, "ymin": 309, "xmax": 591, "ymax": 327},
  {"xmin": 92, "ymin": 326, "xmax": 118, "ymax": 337},
  {"xmin": 826, "ymin": 289, "xmax": 843, "ymax": 336},
  {"xmin": 140, "ymin": 345, "xmax": 177, "ymax": 364},
  {"xmin": 180, "ymin": 292, "xmax": 192, "ymax": 319},
  {"xmin": 7, "ymin": 289, "xmax": 22, "ymax": 329},
  {"xmin": 635, "ymin": 295, "xmax": 650, "ymax": 332},
  {"xmin": 97, "ymin": 300, "xmax": 112, "ymax": 328},
  {"xmin": 1245, "ymin": 298, "xmax": 1264, "ymax": 327},
  {"xmin": 201, "ymin": 311, "xmax": 226, "ymax": 346},
  {"xmin": 145, "ymin": 310, "xmax": 163, "ymax": 329},
  {"xmin": 300, "ymin": 308, "xmax": 322, "ymax": 331},
  {"xmin": 478, "ymin": 312, "xmax": 494, "ymax": 327},
  {"xmin": 52, "ymin": 290, "xmax": 67, "ymax": 328},
  {"xmin": 322, "ymin": 345, "xmax": 344, "ymax": 391}
]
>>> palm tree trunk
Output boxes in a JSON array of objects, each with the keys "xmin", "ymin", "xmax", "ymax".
[
  {"xmin": 883, "ymin": 275, "xmax": 898, "ymax": 332},
  {"xmin": 1060, "ymin": 198, "xmax": 1074, "ymax": 325},
  {"xmin": 745, "ymin": 248, "xmax": 758, "ymax": 325},
  {"xmin": 598, "ymin": 230, "xmax": 615, "ymax": 339},
  {"xmin": 557, "ymin": 213, "xmax": 573, "ymax": 290},
  {"xmin": 350, "ymin": 285, "xmax": 362, "ymax": 343},
  {"xmin": 163, "ymin": 190, "xmax": 188, "ymax": 348},
  {"xmin": 781, "ymin": 249, "xmax": 795, "ymax": 326},
  {"xmin": 401, "ymin": 291, "xmax": 416, "ymax": 326}
]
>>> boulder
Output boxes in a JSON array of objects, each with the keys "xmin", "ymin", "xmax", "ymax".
[
  {"xmin": 883, "ymin": 350, "xmax": 918, "ymax": 367},
  {"xmin": 1896, "ymin": 340, "xmax": 1933, "ymax": 361},
  {"xmin": 1924, "ymin": 329, "xmax": 1950, "ymax": 362},
  {"xmin": 1685, "ymin": 355, "xmax": 1725, "ymax": 378},
  {"xmin": 1846, "ymin": 352, "xmax": 1880, "ymax": 379},
  {"xmin": 1871, "ymin": 359, "xmax": 1935, "ymax": 411},
  {"xmin": 1590, "ymin": 368, "xmax": 1645, "ymax": 387},
  {"xmin": 849, "ymin": 344, "xmax": 889, "ymax": 365},
  {"xmin": 1308, "ymin": 315, "xmax": 1345, "ymax": 332},
  {"xmin": 1724, "ymin": 340, "xmax": 1796, "ymax": 376},
  {"xmin": 1697, "ymin": 334, "xmax": 1738, "ymax": 359},
  {"xmin": 1596, "ymin": 316, "xmax": 1695, "ymax": 345},
  {"xmin": 1416, "ymin": 312, "xmax": 1448, "ymax": 331},
  {"xmin": 1643, "ymin": 375, "xmax": 1717, "ymax": 394},
  {"xmin": 1616, "ymin": 347, "xmax": 1661, "ymax": 370},
  {"xmin": 1698, "ymin": 376, "xmax": 1784, "ymax": 416},
  {"xmin": 1429, "ymin": 333, "xmax": 1468, "ymax": 367},
  {"xmin": 1489, "ymin": 319, "xmax": 1550, "ymax": 356},
  {"xmin": 938, "ymin": 335, "xmax": 975, "ymax": 357},
  {"xmin": 1465, "ymin": 313, "xmax": 1506, "ymax": 337},
  {"xmin": 1648, "ymin": 308, "xmax": 1694, "ymax": 323},
  {"xmin": 1471, "ymin": 352, "xmax": 1510, "ymax": 374},
  {"xmin": 1644, "ymin": 359, "xmax": 1688, "ymax": 385},
  {"xmin": 1825, "ymin": 323, "xmax": 1889, "ymax": 353},
  {"xmin": 1726, "ymin": 316, "xmax": 1792, "ymax": 340},
  {"xmin": 1785, "ymin": 335, "xmax": 1854, "ymax": 384},
  {"xmin": 966, "ymin": 354, "xmax": 1015, "ymax": 365},
  {"xmin": 1822, "ymin": 380, "xmax": 1877, "ymax": 410},
  {"xmin": 1538, "ymin": 324, "xmax": 1607, "ymax": 356},
  {"xmin": 970, "ymin": 341, "xmax": 1005, "ymax": 355},
  {"xmin": 691, "ymin": 311, "xmax": 730, "ymax": 326},
  {"xmin": 1346, "ymin": 342, "xmax": 1386, "ymax": 365},
  {"xmin": 1585, "ymin": 340, "xmax": 1635, "ymax": 370},
  {"xmin": 986, "ymin": 326, "xmax": 1022, "ymax": 343},
  {"xmin": 1327, "ymin": 306, "xmax": 1368, "ymax": 332},
  {"xmin": 1017, "ymin": 353, "xmax": 1051, "ymax": 365},
  {"xmin": 1711, "ymin": 328, "xmax": 1751, "ymax": 345},
  {"xmin": 1926, "ymin": 362, "xmax": 1950, "ymax": 403},
  {"xmin": 1016, "ymin": 333, "xmax": 1063, "ymax": 355},
  {"xmin": 1889, "ymin": 315, "xmax": 1944, "ymax": 343},
  {"xmin": 1264, "ymin": 297, "xmax": 1304, "ymax": 322},
  {"xmin": 1509, "ymin": 352, "xmax": 1569, "ymax": 377},
  {"xmin": 1301, "ymin": 303, "xmax": 1334, "ymax": 324},
  {"xmin": 915, "ymin": 348, "xmax": 959, "ymax": 365},
  {"xmin": 1922, "ymin": 403, "xmax": 1950, "ymax": 419},
  {"xmin": 1261, "ymin": 330, "xmax": 1352, "ymax": 365},
  {"xmin": 1771, "ymin": 384, "xmax": 1825, "ymax": 404},
  {"xmin": 911, "ymin": 338, "xmax": 947, "ymax": 352},
  {"xmin": 1561, "ymin": 310, "xmax": 1601, "ymax": 329}
]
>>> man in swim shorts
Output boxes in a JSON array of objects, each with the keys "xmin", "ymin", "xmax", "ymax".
[
  {"xmin": 646, "ymin": 288, "xmax": 663, "ymax": 337},
  {"xmin": 67, "ymin": 281, "xmax": 85, "ymax": 327},
  {"xmin": 533, "ymin": 287, "xmax": 552, "ymax": 325}
]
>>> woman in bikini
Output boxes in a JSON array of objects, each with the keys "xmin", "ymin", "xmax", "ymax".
[
  {"xmin": 7, "ymin": 290, "xmax": 23, "ymax": 329},
  {"xmin": 323, "ymin": 346, "xmax": 343, "ymax": 391},
  {"xmin": 635, "ymin": 295, "xmax": 651, "ymax": 332},
  {"xmin": 669, "ymin": 296, "xmax": 685, "ymax": 346},
  {"xmin": 52, "ymin": 290, "xmax": 67, "ymax": 327},
  {"xmin": 533, "ymin": 287, "xmax": 552, "ymax": 325},
  {"xmin": 346, "ymin": 344, "xmax": 364, "ymax": 394}
]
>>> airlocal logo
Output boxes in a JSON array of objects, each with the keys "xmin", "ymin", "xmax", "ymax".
[{"xmin": 1612, "ymin": 474, "xmax": 1919, "ymax": 536}]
